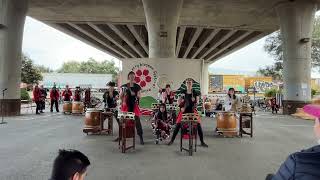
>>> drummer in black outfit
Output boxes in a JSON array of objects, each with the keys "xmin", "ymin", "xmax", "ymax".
[
  {"xmin": 167, "ymin": 78, "xmax": 208, "ymax": 147},
  {"xmin": 120, "ymin": 71, "xmax": 144, "ymax": 145},
  {"xmin": 103, "ymin": 81, "xmax": 120, "ymax": 141}
]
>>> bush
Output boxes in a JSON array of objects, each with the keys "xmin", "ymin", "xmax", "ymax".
[
  {"xmin": 264, "ymin": 88, "xmax": 278, "ymax": 97},
  {"xmin": 311, "ymin": 89, "xmax": 317, "ymax": 97},
  {"xmin": 21, "ymin": 88, "xmax": 30, "ymax": 101}
]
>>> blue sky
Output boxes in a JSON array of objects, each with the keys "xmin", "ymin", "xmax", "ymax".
[{"xmin": 22, "ymin": 17, "xmax": 320, "ymax": 78}]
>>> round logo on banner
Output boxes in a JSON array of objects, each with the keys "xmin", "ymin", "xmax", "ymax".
[{"xmin": 132, "ymin": 63, "xmax": 158, "ymax": 93}]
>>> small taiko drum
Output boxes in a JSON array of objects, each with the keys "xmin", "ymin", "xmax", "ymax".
[
  {"xmin": 118, "ymin": 112, "xmax": 135, "ymax": 138},
  {"xmin": 180, "ymin": 113, "xmax": 198, "ymax": 156},
  {"xmin": 72, "ymin": 101, "xmax": 84, "ymax": 114},
  {"xmin": 216, "ymin": 112, "xmax": 237, "ymax": 136},
  {"xmin": 84, "ymin": 108, "xmax": 101, "ymax": 129},
  {"xmin": 63, "ymin": 101, "xmax": 72, "ymax": 113},
  {"xmin": 118, "ymin": 112, "xmax": 136, "ymax": 153}
]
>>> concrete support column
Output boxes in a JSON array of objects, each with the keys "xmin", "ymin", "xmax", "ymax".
[
  {"xmin": 0, "ymin": 0, "xmax": 28, "ymax": 116},
  {"xmin": 201, "ymin": 62, "xmax": 209, "ymax": 96},
  {"xmin": 276, "ymin": 0, "xmax": 317, "ymax": 114},
  {"xmin": 142, "ymin": 0, "xmax": 183, "ymax": 58}
]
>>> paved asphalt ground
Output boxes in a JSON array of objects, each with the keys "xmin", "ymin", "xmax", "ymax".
[{"xmin": 0, "ymin": 107, "xmax": 317, "ymax": 180}]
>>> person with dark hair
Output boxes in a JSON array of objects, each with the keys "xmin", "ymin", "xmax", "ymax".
[
  {"xmin": 33, "ymin": 84, "xmax": 42, "ymax": 115},
  {"xmin": 49, "ymin": 149, "xmax": 90, "ymax": 180},
  {"xmin": 270, "ymin": 97, "xmax": 278, "ymax": 114},
  {"xmin": 266, "ymin": 104, "xmax": 320, "ymax": 180},
  {"xmin": 224, "ymin": 87, "xmax": 241, "ymax": 112},
  {"xmin": 74, "ymin": 86, "xmax": 82, "ymax": 102},
  {"xmin": 103, "ymin": 81, "xmax": 120, "ymax": 141},
  {"xmin": 103, "ymin": 82, "xmax": 118, "ymax": 109},
  {"xmin": 84, "ymin": 88, "xmax": 91, "ymax": 109},
  {"xmin": 162, "ymin": 84, "xmax": 175, "ymax": 104},
  {"xmin": 62, "ymin": 85, "xmax": 72, "ymax": 101},
  {"xmin": 39, "ymin": 85, "xmax": 47, "ymax": 113},
  {"xmin": 50, "ymin": 86, "xmax": 60, "ymax": 112},
  {"xmin": 167, "ymin": 78, "xmax": 208, "ymax": 147},
  {"xmin": 120, "ymin": 71, "xmax": 144, "ymax": 145},
  {"xmin": 152, "ymin": 103, "xmax": 171, "ymax": 142}
]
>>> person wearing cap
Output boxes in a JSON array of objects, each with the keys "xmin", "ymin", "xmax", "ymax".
[{"xmin": 266, "ymin": 104, "xmax": 320, "ymax": 180}]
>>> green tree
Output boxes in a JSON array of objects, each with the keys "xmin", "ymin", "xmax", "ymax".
[
  {"xmin": 258, "ymin": 16, "xmax": 320, "ymax": 80},
  {"xmin": 57, "ymin": 58, "xmax": 119, "ymax": 79},
  {"xmin": 21, "ymin": 54, "xmax": 43, "ymax": 84},
  {"xmin": 35, "ymin": 65, "xmax": 54, "ymax": 73},
  {"xmin": 57, "ymin": 61, "xmax": 81, "ymax": 73}
]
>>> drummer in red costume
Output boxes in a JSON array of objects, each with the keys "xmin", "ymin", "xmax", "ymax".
[
  {"xmin": 167, "ymin": 78, "xmax": 208, "ymax": 147},
  {"xmin": 62, "ymin": 85, "xmax": 72, "ymax": 101},
  {"xmin": 120, "ymin": 71, "xmax": 144, "ymax": 145},
  {"xmin": 73, "ymin": 86, "xmax": 81, "ymax": 102}
]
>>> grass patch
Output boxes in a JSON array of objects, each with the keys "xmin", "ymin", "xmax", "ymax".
[{"xmin": 140, "ymin": 96, "xmax": 157, "ymax": 108}]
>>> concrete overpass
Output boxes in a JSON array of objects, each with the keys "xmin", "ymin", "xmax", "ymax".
[{"xmin": 0, "ymin": 0, "xmax": 318, "ymax": 115}]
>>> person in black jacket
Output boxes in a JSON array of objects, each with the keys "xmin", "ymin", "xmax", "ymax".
[{"xmin": 266, "ymin": 105, "xmax": 320, "ymax": 180}]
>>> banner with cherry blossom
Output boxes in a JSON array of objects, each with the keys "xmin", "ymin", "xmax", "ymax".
[{"xmin": 122, "ymin": 58, "xmax": 202, "ymax": 98}]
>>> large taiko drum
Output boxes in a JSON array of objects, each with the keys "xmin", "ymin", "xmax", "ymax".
[
  {"xmin": 72, "ymin": 101, "xmax": 84, "ymax": 114},
  {"xmin": 216, "ymin": 112, "xmax": 237, "ymax": 133},
  {"xmin": 84, "ymin": 108, "xmax": 101, "ymax": 129},
  {"xmin": 63, "ymin": 101, "xmax": 72, "ymax": 113}
]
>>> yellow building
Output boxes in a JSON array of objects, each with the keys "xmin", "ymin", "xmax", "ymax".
[{"xmin": 311, "ymin": 78, "xmax": 320, "ymax": 92}]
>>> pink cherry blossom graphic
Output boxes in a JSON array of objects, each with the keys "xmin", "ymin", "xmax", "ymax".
[
  {"xmin": 135, "ymin": 76, "xmax": 141, "ymax": 83},
  {"xmin": 136, "ymin": 70, "xmax": 142, "ymax": 76},
  {"xmin": 143, "ymin": 69, "xmax": 149, "ymax": 76},
  {"xmin": 134, "ymin": 68, "xmax": 152, "ymax": 88}
]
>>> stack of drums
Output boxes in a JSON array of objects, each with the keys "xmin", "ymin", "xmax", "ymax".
[
  {"xmin": 72, "ymin": 101, "xmax": 84, "ymax": 114},
  {"xmin": 83, "ymin": 108, "xmax": 102, "ymax": 134},
  {"xmin": 216, "ymin": 112, "xmax": 237, "ymax": 137},
  {"xmin": 63, "ymin": 101, "xmax": 72, "ymax": 114}
]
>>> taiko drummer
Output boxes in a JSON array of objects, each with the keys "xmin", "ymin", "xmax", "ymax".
[
  {"xmin": 167, "ymin": 78, "xmax": 208, "ymax": 147},
  {"xmin": 120, "ymin": 71, "xmax": 144, "ymax": 145}
]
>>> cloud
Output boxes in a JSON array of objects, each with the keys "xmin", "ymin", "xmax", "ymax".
[
  {"xmin": 210, "ymin": 37, "xmax": 275, "ymax": 71},
  {"xmin": 22, "ymin": 17, "xmax": 119, "ymax": 70},
  {"xmin": 22, "ymin": 17, "xmax": 319, "ymax": 78}
]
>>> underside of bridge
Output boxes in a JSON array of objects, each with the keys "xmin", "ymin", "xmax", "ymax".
[
  {"xmin": 26, "ymin": 0, "xmax": 289, "ymax": 63},
  {"xmin": 0, "ymin": 0, "xmax": 319, "ymax": 116}
]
